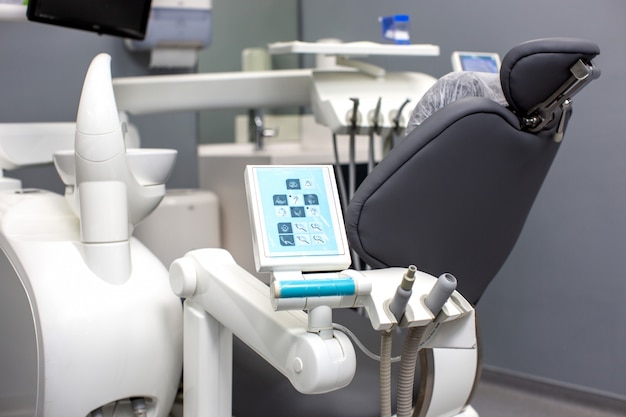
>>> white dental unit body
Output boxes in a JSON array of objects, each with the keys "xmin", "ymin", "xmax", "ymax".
[
  {"xmin": 0, "ymin": 54, "xmax": 183, "ymax": 416},
  {"xmin": 169, "ymin": 165, "xmax": 480, "ymax": 417}
]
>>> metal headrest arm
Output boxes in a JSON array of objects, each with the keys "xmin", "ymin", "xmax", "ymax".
[{"xmin": 522, "ymin": 59, "xmax": 598, "ymax": 135}]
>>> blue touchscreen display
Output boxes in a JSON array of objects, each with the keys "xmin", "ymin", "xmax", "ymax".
[
  {"xmin": 254, "ymin": 166, "xmax": 343, "ymax": 258},
  {"xmin": 460, "ymin": 55, "xmax": 499, "ymax": 73}
]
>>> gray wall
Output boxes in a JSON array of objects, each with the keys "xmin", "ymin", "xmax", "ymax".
[
  {"xmin": 196, "ymin": 0, "xmax": 300, "ymax": 144},
  {"xmin": 300, "ymin": 0, "xmax": 626, "ymax": 399}
]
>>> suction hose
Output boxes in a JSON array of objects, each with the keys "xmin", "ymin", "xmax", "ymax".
[
  {"xmin": 396, "ymin": 327, "xmax": 427, "ymax": 417},
  {"xmin": 382, "ymin": 265, "xmax": 416, "ymax": 417},
  {"xmin": 396, "ymin": 273, "xmax": 457, "ymax": 417},
  {"xmin": 380, "ymin": 330, "xmax": 393, "ymax": 417}
]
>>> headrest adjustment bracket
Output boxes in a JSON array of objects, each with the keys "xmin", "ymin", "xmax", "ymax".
[{"xmin": 522, "ymin": 59, "xmax": 597, "ymax": 135}]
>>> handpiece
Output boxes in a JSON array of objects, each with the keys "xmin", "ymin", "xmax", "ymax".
[{"xmin": 388, "ymin": 265, "xmax": 417, "ymax": 321}]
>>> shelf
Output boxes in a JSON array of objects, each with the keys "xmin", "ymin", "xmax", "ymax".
[{"xmin": 268, "ymin": 41, "xmax": 440, "ymax": 57}]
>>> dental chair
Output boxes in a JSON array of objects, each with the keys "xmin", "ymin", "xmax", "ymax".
[
  {"xmin": 346, "ymin": 37, "xmax": 600, "ymax": 304},
  {"xmin": 231, "ymin": 37, "xmax": 600, "ymax": 417}
]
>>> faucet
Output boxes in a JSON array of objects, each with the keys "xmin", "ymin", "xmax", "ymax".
[{"xmin": 248, "ymin": 108, "xmax": 277, "ymax": 150}]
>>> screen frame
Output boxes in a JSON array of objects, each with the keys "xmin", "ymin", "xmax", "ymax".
[
  {"xmin": 245, "ymin": 165, "xmax": 352, "ymax": 274},
  {"xmin": 26, "ymin": 0, "xmax": 152, "ymax": 40}
]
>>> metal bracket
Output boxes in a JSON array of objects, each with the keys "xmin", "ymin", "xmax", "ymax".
[{"xmin": 522, "ymin": 58, "xmax": 598, "ymax": 136}]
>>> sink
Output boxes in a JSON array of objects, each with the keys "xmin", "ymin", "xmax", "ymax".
[
  {"xmin": 126, "ymin": 148, "xmax": 177, "ymax": 185},
  {"xmin": 53, "ymin": 148, "xmax": 177, "ymax": 186}
]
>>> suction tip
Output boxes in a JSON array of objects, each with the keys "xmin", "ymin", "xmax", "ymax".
[{"xmin": 424, "ymin": 273, "xmax": 457, "ymax": 315}]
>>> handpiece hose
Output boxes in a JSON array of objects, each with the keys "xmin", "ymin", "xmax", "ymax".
[{"xmin": 396, "ymin": 273, "xmax": 457, "ymax": 417}]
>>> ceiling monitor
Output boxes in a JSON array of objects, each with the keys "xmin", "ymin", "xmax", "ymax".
[{"xmin": 26, "ymin": 0, "xmax": 152, "ymax": 40}]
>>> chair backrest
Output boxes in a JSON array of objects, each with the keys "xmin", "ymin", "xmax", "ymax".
[{"xmin": 345, "ymin": 38, "xmax": 600, "ymax": 304}]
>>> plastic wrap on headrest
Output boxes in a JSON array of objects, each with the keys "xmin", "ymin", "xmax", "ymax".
[
  {"xmin": 405, "ymin": 71, "xmax": 508, "ymax": 135},
  {"xmin": 500, "ymin": 37, "xmax": 600, "ymax": 115}
]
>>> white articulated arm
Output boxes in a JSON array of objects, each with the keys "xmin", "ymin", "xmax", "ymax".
[{"xmin": 169, "ymin": 248, "xmax": 356, "ymax": 395}]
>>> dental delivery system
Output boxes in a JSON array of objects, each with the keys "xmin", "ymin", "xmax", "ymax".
[{"xmin": 169, "ymin": 165, "xmax": 479, "ymax": 417}]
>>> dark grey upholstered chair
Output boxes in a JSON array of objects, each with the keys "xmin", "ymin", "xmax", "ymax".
[
  {"xmin": 232, "ymin": 38, "xmax": 600, "ymax": 417},
  {"xmin": 346, "ymin": 37, "xmax": 600, "ymax": 305}
]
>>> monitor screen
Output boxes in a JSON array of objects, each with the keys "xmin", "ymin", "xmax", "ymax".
[
  {"xmin": 451, "ymin": 51, "xmax": 501, "ymax": 73},
  {"xmin": 26, "ymin": 0, "xmax": 152, "ymax": 40}
]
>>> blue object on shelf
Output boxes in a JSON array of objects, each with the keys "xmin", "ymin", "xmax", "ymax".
[{"xmin": 379, "ymin": 14, "xmax": 410, "ymax": 44}]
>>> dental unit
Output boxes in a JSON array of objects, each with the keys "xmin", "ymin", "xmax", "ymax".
[{"xmin": 0, "ymin": 33, "xmax": 600, "ymax": 417}]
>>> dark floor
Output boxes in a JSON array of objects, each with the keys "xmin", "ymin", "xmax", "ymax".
[
  {"xmin": 471, "ymin": 368, "xmax": 626, "ymax": 417},
  {"xmin": 170, "ymin": 367, "xmax": 626, "ymax": 417}
]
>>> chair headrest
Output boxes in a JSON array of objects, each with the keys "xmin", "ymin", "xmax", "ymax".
[{"xmin": 500, "ymin": 37, "xmax": 600, "ymax": 116}]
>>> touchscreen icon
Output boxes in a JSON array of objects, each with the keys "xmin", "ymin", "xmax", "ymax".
[
  {"xmin": 296, "ymin": 235, "xmax": 310, "ymax": 245},
  {"xmin": 290, "ymin": 207, "xmax": 305, "ymax": 218},
  {"xmin": 277, "ymin": 222, "xmax": 292, "ymax": 234},
  {"xmin": 273, "ymin": 194, "xmax": 287, "ymax": 205},
  {"xmin": 294, "ymin": 222, "xmax": 308, "ymax": 233},
  {"xmin": 312, "ymin": 235, "xmax": 326, "ymax": 244},
  {"xmin": 304, "ymin": 194, "xmax": 319, "ymax": 205},
  {"xmin": 286, "ymin": 179, "xmax": 301, "ymax": 190}
]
